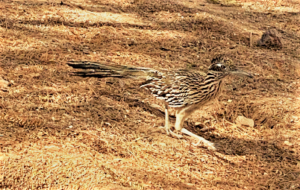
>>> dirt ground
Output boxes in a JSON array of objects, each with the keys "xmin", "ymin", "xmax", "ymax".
[{"xmin": 0, "ymin": 0, "xmax": 300, "ymax": 189}]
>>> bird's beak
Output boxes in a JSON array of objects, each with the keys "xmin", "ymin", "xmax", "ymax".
[{"xmin": 231, "ymin": 69, "xmax": 253, "ymax": 78}]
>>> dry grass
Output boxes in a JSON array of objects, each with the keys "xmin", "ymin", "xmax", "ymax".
[{"xmin": 0, "ymin": 0, "xmax": 300, "ymax": 189}]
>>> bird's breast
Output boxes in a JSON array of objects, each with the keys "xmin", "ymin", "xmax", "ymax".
[{"xmin": 188, "ymin": 79, "xmax": 223, "ymax": 106}]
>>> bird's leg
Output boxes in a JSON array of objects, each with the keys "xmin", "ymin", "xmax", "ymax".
[
  {"xmin": 158, "ymin": 105, "xmax": 183, "ymax": 138},
  {"xmin": 174, "ymin": 109, "xmax": 186, "ymax": 132},
  {"xmin": 165, "ymin": 106, "xmax": 183, "ymax": 138},
  {"xmin": 166, "ymin": 109, "xmax": 185, "ymax": 138},
  {"xmin": 164, "ymin": 106, "xmax": 170, "ymax": 135},
  {"xmin": 175, "ymin": 109, "xmax": 216, "ymax": 150}
]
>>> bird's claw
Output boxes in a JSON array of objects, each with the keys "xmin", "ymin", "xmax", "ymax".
[
  {"xmin": 168, "ymin": 129, "xmax": 183, "ymax": 138},
  {"xmin": 158, "ymin": 126, "xmax": 183, "ymax": 138},
  {"xmin": 158, "ymin": 126, "xmax": 170, "ymax": 135},
  {"xmin": 192, "ymin": 139, "xmax": 216, "ymax": 151}
]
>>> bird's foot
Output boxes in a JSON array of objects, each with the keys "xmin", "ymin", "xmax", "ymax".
[
  {"xmin": 168, "ymin": 129, "xmax": 183, "ymax": 138},
  {"xmin": 158, "ymin": 126, "xmax": 183, "ymax": 138},
  {"xmin": 192, "ymin": 139, "xmax": 216, "ymax": 151},
  {"xmin": 158, "ymin": 126, "xmax": 170, "ymax": 135},
  {"xmin": 181, "ymin": 128, "xmax": 216, "ymax": 151}
]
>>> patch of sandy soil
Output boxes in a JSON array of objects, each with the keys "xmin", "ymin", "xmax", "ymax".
[{"xmin": 0, "ymin": 0, "xmax": 299, "ymax": 189}]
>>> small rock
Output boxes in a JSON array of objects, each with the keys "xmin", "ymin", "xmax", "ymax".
[
  {"xmin": 292, "ymin": 116, "xmax": 298, "ymax": 121},
  {"xmin": 236, "ymin": 116, "xmax": 254, "ymax": 127},
  {"xmin": 195, "ymin": 122, "xmax": 202, "ymax": 126},
  {"xmin": 0, "ymin": 77, "xmax": 9, "ymax": 92},
  {"xmin": 37, "ymin": 132, "xmax": 44, "ymax": 137},
  {"xmin": 159, "ymin": 143, "xmax": 166, "ymax": 146},
  {"xmin": 150, "ymin": 104, "xmax": 161, "ymax": 109},
  {"xmin": 283, "ymin": 141, "xmax": 293, "ymax": 147}
]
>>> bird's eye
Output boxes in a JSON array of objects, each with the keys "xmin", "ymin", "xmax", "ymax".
[{"xmin": 221, "ymin": 65, "xmax": 226, "ymax": 69}]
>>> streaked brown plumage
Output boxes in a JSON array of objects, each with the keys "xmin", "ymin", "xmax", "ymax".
[{"xmin": 67, "ymin": 56, "xmax": 252, "ymax": 150}]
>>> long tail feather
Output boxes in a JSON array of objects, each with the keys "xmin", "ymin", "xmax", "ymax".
[{"xmin": 67, "ymin": 61, "xmax": 158, "ymax": 79}]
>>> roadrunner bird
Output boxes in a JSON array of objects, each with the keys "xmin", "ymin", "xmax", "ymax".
[{"xmin": 67, "ymin": 57, "xmax": 252, "ymax": 150}]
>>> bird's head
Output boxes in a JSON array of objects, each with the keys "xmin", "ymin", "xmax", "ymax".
[{"xmin": 208, "ymin": 56, "xmax": 253, "ymax": 78}]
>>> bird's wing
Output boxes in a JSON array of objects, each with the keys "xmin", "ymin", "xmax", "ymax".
[{"xmin": 141, "ymin": 70, "xmax": 207, "ymax": 107}]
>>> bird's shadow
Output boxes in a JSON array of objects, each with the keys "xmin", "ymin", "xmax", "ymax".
[
  {"xmin": 100, "ymin": 87, "xmax": 299, "ymax": 154},
  {"xmin": 92, "ymin": 89, "xmax": 300, "ymax": 188}
]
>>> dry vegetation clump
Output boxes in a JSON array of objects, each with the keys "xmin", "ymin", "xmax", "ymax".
[
  {"xmin": 257, "ymin": 28, "xmax": 283, "ymax": 49},
  {"xmin": 0, "ymin": 0, "xmax": 300, "ymax": 189}
]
